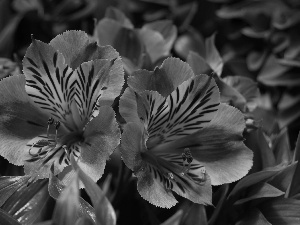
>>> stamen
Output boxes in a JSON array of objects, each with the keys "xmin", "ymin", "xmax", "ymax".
[
  {"xmin": 167, "ymin": 172, "xmax": 174, "ymax": 180},
  {"xmin": 28, "ymin": 139, "xmax": 50, "ymax": 157},
  {"xmin": 181, "ymin": 148, "xmax": 193, "ymax": 176},
  {"xmin": 47, "ymin": 117, "xmax": 54, "ymax": 138},
  {"xmin": 62, "ymin": 145, "xmax": 70, "ymax": 160},
  {"xmin": 54, "ymin": 121, "xmax": 60, "ymax": 144}
]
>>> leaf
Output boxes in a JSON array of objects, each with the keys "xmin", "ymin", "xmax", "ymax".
[
  {"xmin": 174, "ymin": 29, "xmax": 205, "ymax": 59},
  {"xmin": 246, "ymin": 50, "xmax": 267, "ymax": 71},
  {"xmin": 186, "ymin": 51, "xmax": 211, "ymax": 75},
  {"xmin": 205, "ymin": 33, "xmax": 223, "ymax": 76},
  {"xmin": 234, "ymin": 182, "xmax": 284, "ymax": 205},
  {"xmin": 287, "ymin": 132, "xmax": 300, "ymax": 197},
  {"xmin": 0, "ymin": 176, "xmax": 30, "ymax": 207},
  {"xmin": 180, "ymin": 204, "xmax": 208, "ymax": 225},
  {"xmin": 245, "ymin": 129, "xmax": 276, "ymax": 170},
  {"xmin": 222, "ymin": 75, "xmax": 260, "ymax": 112},
  {"xmin": 272, "ymin": 129, "xmax": 293, "ymax": 165},
  {"xmin": 1, "ymin": 179, "xmax": 49, "ymax": 225},
  {"xmin": 228, "ymin": 164, "xmax": 286, "ymax": 201},
  {"xmin": 260, "ymin": 198, "xmax": 300, "ymax": 225},
  {"xmin": 142, "ymin": 20, "xmax": 177, "ymax": 59},
  {"xmin": 236, "ymin": 208, "xmax": 271, "ymax": 225},
  {"xmin": 52, "ymin": 172, "xmax": 80, "ymax": 225},
  {"xmin": 160, "ymin": 210, "xmax": 183, "ymax": 225},
  {"xmin": 94, "ymin": 18, "xmax": 143, "ymax": 66},
  {"xmin": 71, "ymin": 157, "xmax": 116, "ymax": 225},
  {"xmin": 104, "ymin": 7, "xmax": 133, "ymax": 28},
  {"xmin": 268, "ymin": 162, "xmax": 297, "ymax": 193},
  {"xmin": 0, "ymin": 208, "xmax": 22, "ymax": 225}
]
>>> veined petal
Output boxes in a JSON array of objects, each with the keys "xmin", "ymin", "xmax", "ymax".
[
  {"xmin": 155, "ymin": 103, "xmax": 253, "ymax": 185},
  {"xmin": 73, "ymin": 59, "xmax": 121, "ymax": 124},
  {"xmin": 119, "ymin": 88, "xmax": 140, "ymax": 124},
  {"xmin": 49, "ymin": 30, "xmax": 119, "ymax": 70},
  {"xmin": 23, "ymin": 38, "xmax": 78, "ymax": 131},
  {"xmin": 24, "ymin": 135, "xmax": 76, "ymax": 179},
  {"xmin": 120, "ymin": 122, "xmax": 212, "ymax": 208},
  {"xmin": 78, "ymin": 106, "xmax": 120, "ymax": 182},
  {"xmin": 0, "ymin": 75, "xmax": 49, "ymax": 165},
  {"xmin": 136, "ymin": 75, "xmax": 219, "ymax": 147},
  {"xmin": 128, "ymin": 57, "xmax": 194, "ymax": 97}
]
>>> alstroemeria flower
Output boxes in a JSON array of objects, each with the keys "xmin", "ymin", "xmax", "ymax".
[
  {"xmin": 0, "ymin": 31, "xmax": 123, "ymax": 187},
  {"xmin": 119, "ymin": 58, "xmax": 253, "ymax": 208}
]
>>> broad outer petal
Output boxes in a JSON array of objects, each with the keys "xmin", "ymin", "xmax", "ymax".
[
  {"xmin": 78, "ymin": 106, "xmax": 120, "ymax": 182},
  {"xmin": 128, "ymin": 57, "xmax": 194, "ymax": 97},
  {"xmin": 120, "ymin": 122, "xmax": 178, "ymax": 208},
  {"xmin": 50, "ymin": 30, "xmax": 119, "ymax": 69},
  {"xmin": 119, "ymin": 87, "xmax": 140, "ymax": 124},
  {"xmin": 157, "ymin": 103, "xmax": 253, "ymax": 185},
  {"xmin": 0, "ymin": 75, "xmax": 48, "ymax": 165}
]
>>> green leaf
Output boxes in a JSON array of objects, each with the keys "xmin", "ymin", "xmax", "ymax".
[
  {"xmin": 205, "ymin": 33, "xmax": 223, "ymax": 76},
  {"xmin": 272, "ymin": 129, "xmax": 293, "ymax": 165},
  {"xmin": 234, "ymin": 182, "xmax": 284, "ymax": 205},
  {"xmin": 0, "ymin": 176, "xmax": 30, "ymax": 207},
  {"xmin": 1, "ymin": 179, "xmax": 49, "ymax": 225},
  {"xmin": 287, "ymin": 132, "xmax": 300, "ymax": 197},
  {"xmin": 141, "ymin": 20, "xmax": 177, "ymax": 63},
  {"xmin": 105, "ymin": 7, "xmax": 133, "ymax": 28},
  {"xmin": 268, "ymin": 162, "xmax": 297, "ymax": 193},
  {"xmin": 236, "ymin": 208, "xmax": 271, "ymax": 225},
  {"xmin": 0, "ymin": 208, "xmax": 22, "ymax": 225},
  {"xmin": 174, "ymin": 29, "xmax": 205, "ymax": 59},
  {"xmin": 228, "ymin": 164, "xmax": 286, "ymax": 201},
  {"xmin": 180, "ymin": 204, "xmax": 208, "ymax": 225},
  {"xmin": 52, "ymin": 172, "xmax": 80, "ymax": 225},
  {"xmin": 71, "ymin": 157, "xmax": 116, "ymax": 225},
  {"xmin": 186, "ymin": 51, "xmax": 211, "ymax": 75},
  {"xmin": 260, "ymin": 198, "xmax": 300, "ymax": 225},
  {"xmin": 160, "ymin": 210, "xmax": 183, "ymax": 225}
]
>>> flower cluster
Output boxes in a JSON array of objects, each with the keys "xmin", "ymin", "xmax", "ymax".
[{"xmin": 0, "ymin": 30, "xmax": 252, "ymax": 207}]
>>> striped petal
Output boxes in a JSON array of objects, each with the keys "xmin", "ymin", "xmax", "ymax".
[
  {"xmin": 120, "ymin": 122, "xmax": 212, "ymax": 208},
  {"xmin": 23, "ymin": 39, "xmax": 78, "ymax": 131},
  {"xmin": 154, "ymin": 103, "xmax": 253, "ymax": 185},
  {"xmin": 24, "ymin": 134, "xmax": 78, "ymax": 179},
  {"xmin": 73, "ymin": 58, "xmax": 124, "ymax": 124},
  {"xmin": 0, "ymin": 75, "xmax": 49, "ymax": 166},
  {"xmin": 136, "ymin": 74, "xmax": 220, "ymax": 147}
]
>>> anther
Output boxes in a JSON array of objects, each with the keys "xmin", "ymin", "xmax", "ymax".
[
  {"xmin": 167, "ymin": 172, "xmax": 174, "ymax": 180},
  {"xmin": 54, "ymin": 121, "xmax": 60, "ymax": 144},
  {"xmin": 47, "ymin": 117, "xmax": 54, "ymax": 138},
  {"xmin": 181, "ymin": 148, "xmax": 193, "ymax": 176}
]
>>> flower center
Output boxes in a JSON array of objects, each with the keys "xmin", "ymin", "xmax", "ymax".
[{"xmin": 26, "ymin": 117, "xmax": 84, "ymax": 167}]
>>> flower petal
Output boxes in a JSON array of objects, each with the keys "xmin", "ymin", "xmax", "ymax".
[
  {"xmin": 149, "ymin": 74, "xmax": 219, "ymax": 145},
  {"xmin": 119, "ymin": 87, "xmax": 140, "ymax": 124},
  {"xmin": 120, "ymin": 122, "xmax": 212, "ymax": 208},
  {"xmin": 156, "ymin": 103, "xmax": 253, "ymax": 185},
  {"xmin": 49, "ymin": 30, "xmax": 119, "ymax": 69},
  {"xmin": 78, "ymin": 106, "xmax": 120, "ymax": 182},
  {"xmin": 128, "ymin": 57, "xmax": 194, "ymax": 97},
  {"xmin": 119, "ymin": 122, "xmax": 177, "ymax": 208},
  {"xmin": 23, "ymin": 38, "xmax": 78, "ymax": 130},
  {"xmin": 23, "ymin": 135, "xmax": 71, "ymax": 179},
  {"xmin": 73, "ymin": 58, "xmax": 124, "ymax": 124},
  {"xmin": 0, "ymin": 74, "xmax": 48, "ymax": 165},
  {"xmin": 126, "ymin": 75, "xmax": 219, "ymax": 147}
]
